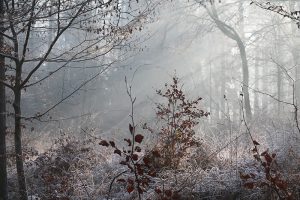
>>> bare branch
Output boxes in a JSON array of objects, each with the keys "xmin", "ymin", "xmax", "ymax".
[
  {"xmin": 20, "ymin": 0, "xmax": 36, "ymax": 66},
  {"xmin": 0, "ymin": 80, "xmax": 13, "ymax": 90},
  {"xmin": 25, "ymin": 62, "xmax": 113, "ymax": 120},
  {"xmin": 20, "ymin": 0, "xmax": 92, "ymax": 88}
]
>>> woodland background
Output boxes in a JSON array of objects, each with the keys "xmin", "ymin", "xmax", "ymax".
[{"xmin": 0, "ymin": 0, "xmax": 300, "ymax": 199}]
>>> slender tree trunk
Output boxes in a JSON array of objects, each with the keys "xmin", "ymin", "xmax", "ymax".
[
  {"xmin": 206, "ymin": 3, "xmax": 252, "ymax": 120},
  {"xmin": 272, "ymin": 15, "xmax": 283, "ymax": 116},
  {"xmin": 262, "ymin": 50, "xmax": 269, "ymax": 113},
  {"xmin": 0, "ymin": 0, "xmax": 8, "ymax": 198},
  {"xmin": 275, "ymin": 46, "xmax": 282, "ymax": 116},
  {"xmin": 13, "ymin": 64, "xmax": 27, "ymax": 200},
  {"xmin": 290, "ymin": 1, "xmax": 300, "ymax": 105},
  {"xmin": 220, "ymin": 54, "xmax": 225, "ymax": 120},
  {"xmin": 209, "ymin": 62, "xmax": 212, "ymax": 123},
  {"xmin": 253, "ymin": 53, "xmax": 259, "ymax": 115},
  {"xmin": 237, "ymin": 41, "xmax": 252, "ymax": 120},
  {"xmin": 277, "ymin": 67, "xmax": 282, "ymax": 115},
  {"xmin": 238, "ymin": 0, "xmax": 252, "ymax": 120}
]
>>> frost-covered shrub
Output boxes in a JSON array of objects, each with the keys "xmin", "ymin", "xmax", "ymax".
[
  {"xmin": 26, "ymin": 135, "xmax": 110, "ymax": 199},
  {"xmin": 144, "ymin": 76, "xmax": 210, "ymax": 170}
]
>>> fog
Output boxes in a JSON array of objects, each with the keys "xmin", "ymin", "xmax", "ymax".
[
  {"xmin": 20, "ymin": 0, "xmax": 298, "ymax": 136},
  {"xmin": 1, "ymin": 0, "xmax": 300, "ymax": 199}
]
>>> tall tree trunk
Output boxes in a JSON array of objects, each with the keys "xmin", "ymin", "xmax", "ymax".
[
  {"xmin": 238, "ymin": 0, "xmax": 252, "ymax": 120},
  {"xmin": 205, "ymin": 3, "xmax": 252, "ymax": 120},
  {"xmin": 262, "ymin": 49, "xmax": 269, "ymax": 113},
  {"xmin": 253, "ymin": 53, "xmax": 259, "ymax": 115},
  {"xmin": 0, "ymin": 0, "xmax": 8, "ymax": 198},
  {"xmin": 220, "ymin": 53, "xmax": 226, "ymax": 120},
  {"xmin": 275, "ymin": 41, "xmax": 282, "ymax": 116},
  {"xmin": 209, "ymin": 62, "xmax": 212, "ymax": 123},
  {"xmin": 277, "ymin": 66, "xmax": 282, "ymax": 115},
  {"xmin": 237, "ymin": 41, "xmax": 252, "ymax": 120},
  {"xmin": 13, "ymin": 64, "xmax": 27, "ymax": 200},
  {"xmin": 289, "ymin": 1, "xmax": 300, "ymax": 106}
]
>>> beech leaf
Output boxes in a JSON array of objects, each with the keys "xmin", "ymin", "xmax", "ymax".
[
  {"xmin": 129, "ymin": 124, "xmax": 134, "ymax": 134},
  {"xmin": 127, "ymin": 185, "xmax": 134, "ymax": 193},
  {"xmin": 165, "ymin": 189, "xmax": 172, "ymax": 197},
  {"xmin": 114, "ymin": 149, "xmax": 121, "ymax": 156},
  {"xmin": 124, "ymin": 138, "xmax": 132, "ymax": 146},
  {"xmin": 244, "ymin": 182, "xmax": 255, "ymax": 189},
  {"xmin": 155, "ymin": 188, "xmax": 162, "ymax": 194},
  {"xmin": 135, "ymin": 146, "xmax": 141, "ymax": 152},
  {"xmin": 132, "ymin": 154, "xmax": 139, "ymax": 161},
  {"xmin": 135, "ymin": 134, "xmax": 144, "ymax": 143},
  {"xmin": 109, "ymin": 141, "xmax": 115, "ymax": 147},
  {"xmin": 99, "ymin": 140, "xmax": 109, "ymax": 147}
]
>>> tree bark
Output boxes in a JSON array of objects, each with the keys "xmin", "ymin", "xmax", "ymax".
[
  {"xmin": 220, "ymin": 52, "xmax": 225, "ymax": 120},
  {"xmin": 262, "ymin": 49, "xmax": 269, "ymax": 113},
  {"xmin": 274, "ymin": 35, "xmax": 282, "ymax": 115},
  {"xmin": 237, "ymin": 41, "xmax": 252, "ymax": 120},
  {"xmin": 253, "ymin": 53, "xmax": 259, "ymax": 114},
  {"xmin": 0, "ymin": 0, "xmax": 8, "ymax": 198},
  {"xmin": 289, "ymin": 1, "xmax": 300, "ymax": 106},
  {"xmin": 13, "ymin": 64, "xmax": 28, "ymax": 200},
  {"xmin": 205, "ymin": 3, "xmax": 252, "ymax": 120}
]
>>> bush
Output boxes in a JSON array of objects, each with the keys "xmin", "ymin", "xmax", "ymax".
[{"xmin": 147, "ymin": 76, "xmax": 209, "ymax": 169}]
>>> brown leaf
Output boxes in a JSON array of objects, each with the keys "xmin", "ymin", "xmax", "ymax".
[
  {"xmin": 117, "ymin": 179, "xmax": 126, "ymax": 183},
  {"xmin": 132, "ymin": 154, "xmax": 139, "ymax": 161},
  {"xmin": 165, "ymin": 189, "xmax": 172, "ymax": 197},
  {"xmin": 135, "ymin": 146, "xmax": 141, "ymax": 152},
  {"xmin": 114, "ymin": 149, "xmax": 121, "ymax": 156},
  {"xmin": 99, "ymin": 140, "xmax": 109, "ymax": 147},
  {"xmin": 109, "ymin": 141, "xmax": 115, "ymax": 148},
  {"xmin": 124, "ymin": 138, "xmax": 132, "ymax": 146},
  {"xmin": 135, "ymin": 134, "xmax": 144, "ymax": 143},
  {"xmin": 244, "ymin": 182, "xmax": 255, "ymax": 189},
  {"xmin": 127, "ymin": 185, "xmax": 134, "ymax": 193},
  {"xmin": 155, "ymin": 188, "xmax": 162, "ymax": 194},
  {"xmin": 129, "ymin": 124, "xmax": 134, "ymax": 134}
]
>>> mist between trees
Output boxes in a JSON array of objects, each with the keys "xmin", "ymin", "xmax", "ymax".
[{"xmin": 0, "ymin": 0, "xmax": 300, "ymax": 200}]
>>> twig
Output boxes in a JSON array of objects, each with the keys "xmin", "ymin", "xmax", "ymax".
[
  {"xmin": 107, "ymin": 170, "xmax": 128, "ymax": 200},
  {"xmin": 125, "ymin": 76, "xmax": 141, "ymax": 200},
  {"xmin": 74, "ymin": 170, "xmax": 92, "ymax": 199}
]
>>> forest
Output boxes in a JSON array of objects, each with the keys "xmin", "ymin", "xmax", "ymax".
[{"xmin": 0, "ymin": 0, "xmax": 300, "ymax": 199}]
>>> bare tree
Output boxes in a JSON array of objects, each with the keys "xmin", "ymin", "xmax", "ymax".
[
  {"xmin": 201, "ymin": 1, "xmax": 252, "ymax": 120},
  {"xmin": 0, "ymin": 0, "xmax": 156, "ymax": 199},
  {"xmin": 0, "ymin": 0, "xmax": 8, "ymax": 198}
]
